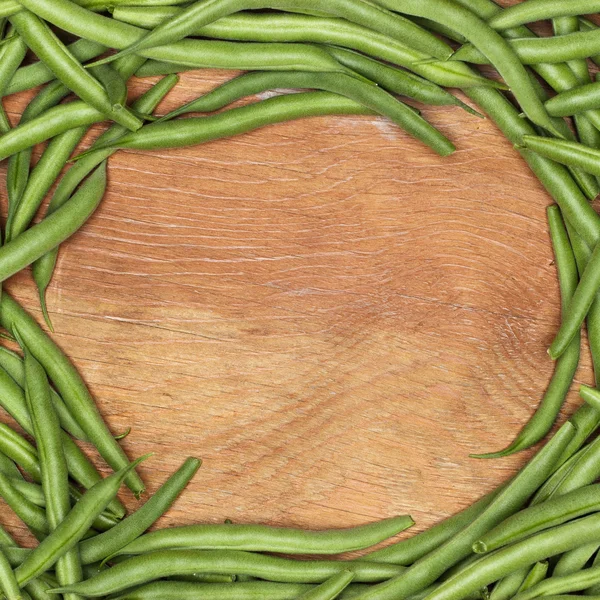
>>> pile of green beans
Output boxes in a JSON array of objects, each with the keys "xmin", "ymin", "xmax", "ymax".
[{"xmin": 5, "ymin": 0, "xmax": 600, "ymax": 598}]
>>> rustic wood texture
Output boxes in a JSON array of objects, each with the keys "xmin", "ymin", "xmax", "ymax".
[{"xmin": 0, "ymin": 10, "xmax": 596, "ymax": 551}]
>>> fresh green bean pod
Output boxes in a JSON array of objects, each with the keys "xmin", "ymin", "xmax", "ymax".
[
  {"xmin": 157, "ymin": 71, "xmax": 455, "ymax": 155},
  {"xmin": 94, "ymin": 0, "xmax": 453, "ymax": 65},
  {"xmin": 6, "ymin": 125, "xmax": 89, "ymax": 243},
  {"xmin": 107, "ymin": 515, "xmax": 413, "ymax": 560},
  {"xmin": 5, "ymin": 39, "xmax": 107, "ymax": 96},
  {"xmin": 9, "ymin": 10, "xmax": 142, "ymax": 131},
  {"xmin": 21, "ymin": 335, "xmax": 84, "ymax": 600},
  {"xmin": 0, "ymin": 448, "xmax": 24, "ymax": 481},
  {"xmin": 0, "ymin": 470, "xmax": 48, "ymax": 537},
  {"xmin": 553, "ymin": 16, "xmax": 591, "ymax": 85},
  {"xmin": 52, "ymin": 550, "xmax": 406, "ymax": 595},
  {"xmin": 87, "ymin": 90, "xmax": 453, "ymax": 157},
  {"xmin": 299, "ymin": 572, "xmax": 355, "ymax": 600},
  {"xmin": 489, "ymin": 0, "xmax": 600, "ymax": 30},
  {"xmin": 0, "ymin": 546, "xmax": 21, "ymax": 600},
  {"xmin": 471, "ymin": 205, "xmax": 580, "ymax": 457},
  {"xmin": 80, "ymin": 456, "xmax": 201, "ymax": 564},
  {"xmin": 0, "ymin": 346, "xmax": 88, "ymax": 442},
  {"xmin": 110, "ymin": 581, "xmax": 358, "ymax": 600},
  {"xmin": 554, "ymin": 542, "xmax": 600, "ymax": 577},
  {"xmin": 0, "ymin": 422, "xmax": 41, "ymax": 481},
  {"xmin": 474, "ymin": 484, "xmax": 600, "ymax": 554},
  {"xmin": 0, "ymin": 160, "xmax": 107, "ymax": 283},
  {"xmin": 15, "ymin": 456, "xmax": 149, "ymax": 588},
  {"xmin": 0, "ymin": 27, "xmax": 26, "ymax": 131},
  {"xmin": 546, "ymin": 83, "xmax": 600, "ymax": 118},
  {"xmin": 489, "ymin": 568, "xmax": 530, "ymax": 600},
  {"xmin": 519, "ymin": 562, "xmax": 549, "ymax": 592}
]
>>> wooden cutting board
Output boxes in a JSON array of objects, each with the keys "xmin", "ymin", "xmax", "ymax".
[{"xmin": 0, "ymin": 41, "xmax": 595, "ymax": 550}]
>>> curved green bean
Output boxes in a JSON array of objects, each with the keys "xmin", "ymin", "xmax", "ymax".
[
  {"xmin": 95, "ymin": 0, "xmax": 453, "ymax": 65},
  {"xmin": 489, "ymin": 568, "xmax": 530, "ymax": 600},
  {"xmin": 546, "ymin": 83, "xmax": 600, "ymax": 118},
  {"xmin": 86, "ymin": 90, "xmax": 452, "ymax": 157},
  {"xmin": 0, "ymin": 546, "xmax": 21, "ymax": 600},
  {"xmin": 158, "ymin": 71, "xmax": 455, "ymax": 155},
  {"xmin": 15, "ymin": 455, "xmax": 148, "ymax": 588},
  {"xmin": 299, "ymin": 571, "xmax": 355, "ymax": 600},
  {"xmin": 107, "ymin": 515, "xmax": 413, "ymax": 560},
  {"xmin": 519, "ymin": 562, "xmax": 549, "ymax": 593},
  {"xmin": 52, "ymin": 550, "xmax": 406, "ymax": 595},
  {"xmin": 0, "ymin": 160, "xmax": 107, "ymax": 283},
  {"xmin": 6, "ymin": 125, "xmax": 89, "ymax": 243},
  {"xmin": 0, "ymin": 448, "xmax": 24, "ymax": 481},
  {"xmin": 489, "ymin": 1, "xmax": 600, "ymax": 31},
  {"xmin": 0, "ymin": 470, "xmax": 48, "ymax": 537},
  {"xmin": 80, "ymin": 456, "xmax": 201, "ymax": 564},
  {"xmin": 474, "ymin": 484, "xmax": 600, "ymax": 554},
  {"xmin": 554, "ymin": 542, "xmax": 600, "ymax": 576},
  {"xmin": 0, "ymin": 422, "xmax": 41, "ymax": 481},
  {"xmin": 0, "ymin": 292, "xmax": 145, "ymax": 499},
  {"xmin": 111, "ymin": 581, "xmax": 335, "ymax": 600},
  {"xmin": 0, "ymin": 346, "xmax": 88, "ymax": 442},
  {"xmin": 21, "ymin": 334, "xmax": 84, "ymax": 600},
  {"xmin": 9, "ymin": 10, "xmax": 142, "ymax": 131}
]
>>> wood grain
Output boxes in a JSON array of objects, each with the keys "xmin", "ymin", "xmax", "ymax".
[{"xmin": 0, "ymin": 13, "xmax": 596, "ymax": 551}]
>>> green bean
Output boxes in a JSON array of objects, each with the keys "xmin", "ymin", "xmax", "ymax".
[
  {"xmin": 0, "ymin": 524, "xmax": 14, "ymax": 547},
  {"xmin": 489, "ymin": 568, "xmax": 530, "ymax": 600},
  {"xmin": 160, "ymin": 71, "xmax": 455, "ymax": 155},
  {"xmin": 546, "ymin": 83, "xmax": 600, "ymax": 118},
  {"xmin": 10, "ymin": 478, "xmax": 47, "ymax": 507},
  {"xmin": 0, "ymin": 159, "xmax": 108, "ymax": 283},
  {"xmin": 298, "ymin": 572, "xmax": 355, "ymax": 600},
  {"xmin": 513, "ymin": 567, "xmax": 600, "ymax": 600},
  {"xmin": 474, "ymin": 484, "xmax": 600, "ymax": 554},
  {"xmin": 111, "ymin": 581, "xmax": 333, "ymax": 600},
  {"xmin": 80, "ymin": 456, "xmax": 201, "ymax": 564},
  {"xmin": 85, "ymin": 90, "xmax": 450, "ymax": 158},
  {"xmin": 578, "ymin": 18, "xmax": 600, "ymax": 68},
  {"xmin": 554, "ymin": 542, "xmax": 600, "ymax": 576},
  {"xmin": 519, "ymin": 562, "xmax": 549, "ymax": 592},
  {"xmin": 471, "ymin": 205, "xmax": 580, "ymax": 457},
  {"xmin": 0, "ymin": 293, "xmax": 145, "ymax": 499},
  {"xmin": 15, "ymin": 455, "xmax": 148, "ymax": 588},
  {"xmin": 0, "ymin": 470, "xmax": 48, "ymax": 537},
  {"xmin": 0, "ymin": 546, "xmax": 22, "ymax": 600},
  {"xmin": 33, "ymin": 74, "xmax": 178, "ymax": 330},
  {"xmin": 0, "ymin": 422, "xmax": 42, "ymax": 481},
  {"xmin": 6, "ymin": 125, "xmax": 89, "ymax": 244},
  {"xmin": 6, "ymin": 39, "xmax": 107, "ymax": 96},
  {"xmin": 367, "ymin": 489, "xmax": 502, "ymax": 565},
  {"xmin": 9, "ymin": 10, "xmax": 142, "ymax": 131},
  {"xmin": 112, "ymin": 7, "xmax": 506, "ymax": 90},
  {"xmin": 339, "ymin": 422, "xmax": 575, "ymax": 600},
  {"xmin": 0, "ymin": 448, "xmax": 24, "ymax": 481},
  {"xmin": 21, "ymin": 334, "xmax": 83, "ymax": 600},
  {"xmin": 0, "ymin": 347, "xmax": 88, "ymax": 442},
  {"xmin": 581, "ymin": 386, "xmax": 600, "ymax": 412},
  {"xmin": 94, "ymin": 0, "xmax": 453, "ymax": 66},
  {"xmin": 51, "ymin": 550, "xmax": 406, "ymax": 595},
  {"xmin": 0, "ymin": 0, "xmax": 192, "ymax": 17},
  {"xmin": 453, "ymin": 30, "xmax": 600, "ymax": 66},
  {"xmin": 489, "ymin": 1, "xmax": 600, "ymax": 31},
  {"xmin": 107, "ymin": 514, "xmax": 413, "ymax": 560},
  {"xmin": 0, "ymin": 27, "xmax": 26, "ymax": 131}
]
